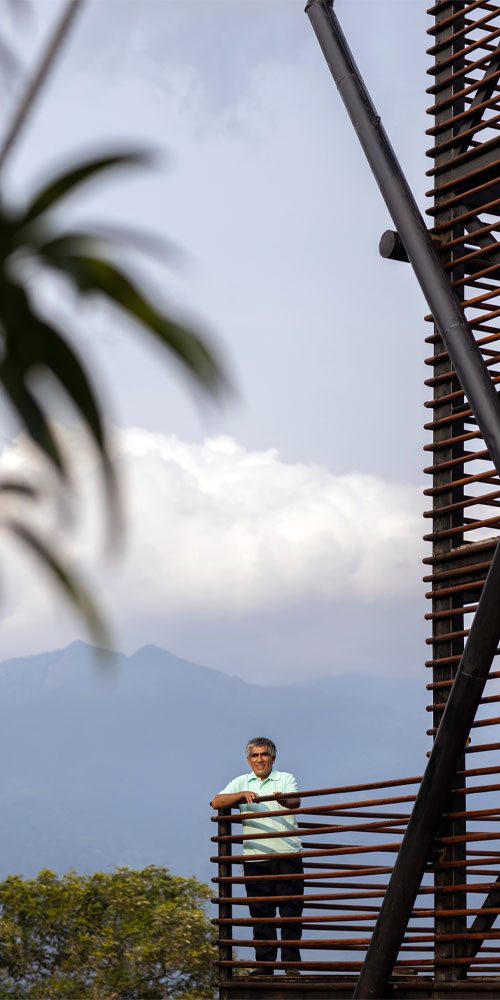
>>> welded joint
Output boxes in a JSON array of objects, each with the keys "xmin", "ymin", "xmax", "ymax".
[{"xmin": 460, "ymin": 669, "xmax": 490, "ymax": 681}]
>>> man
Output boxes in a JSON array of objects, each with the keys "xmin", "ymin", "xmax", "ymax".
[{"xmin": 211, "ymin": 737, "xmax": 303, "ymax": 978}]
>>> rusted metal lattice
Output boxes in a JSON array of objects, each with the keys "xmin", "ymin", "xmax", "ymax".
[{"xmin": 212, "ymin": 2, "xmax": 500, "ymax": 997}]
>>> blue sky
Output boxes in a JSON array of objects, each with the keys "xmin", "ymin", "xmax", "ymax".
[{"xmin": 0, "ymin": 1, "xmax": 432, "ymax": 683}]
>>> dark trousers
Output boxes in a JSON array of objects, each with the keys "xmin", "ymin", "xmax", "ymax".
[{"xmin": 243, "ymin": 856, "xmax": 304, "ymax": 964}]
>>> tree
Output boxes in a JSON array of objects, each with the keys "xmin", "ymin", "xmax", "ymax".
[{"xmin": 0, "ymin": 866, "xmax": 216, "ymax": 999}]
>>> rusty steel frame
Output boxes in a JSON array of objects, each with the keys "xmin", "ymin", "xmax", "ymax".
[
  {"xmin": 304, "ymin": 0, "xmax": 500, "ymax": 997},
  {"xmin": 212, "ymin": 771, "xmax": 500, "ymax": 995},
  {"xmin": 306, "ymin": 1, "xmax": 500, "ymax": 997},
  {"xmin": 213, "ymin": 2, "xmax": 500, "ymax": 996}
]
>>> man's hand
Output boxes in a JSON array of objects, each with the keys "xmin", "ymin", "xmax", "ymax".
[
  {"xmin": 241, "ymin": 791, "xmax": 259, "ymax": 804},
  {"xmin": 210, "ymin": 791, "xmax": 260, "ymax": 809}
]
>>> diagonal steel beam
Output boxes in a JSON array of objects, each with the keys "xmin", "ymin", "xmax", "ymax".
[
  {"xmin": 305, "ymin": 2, "xmax": 500, "ymax": 996},
  {"xmin": 380, "ymin": 214, "xmax": 500, "ymax": 270},
  {"xmin": 454, "ymin": 874, "xmax": 500, "ymax": 980},
  {"xmin": 380, "ymin": 214, "xmax": 500, "ymax": 269},
  {"xmin": 380, "ymin": 45, "xmax": 500, "ymax": 263},
  {"xmin": 382, "ymin": 38, "xmax": 500, "ymax": 266},
  {"xmin": 352, "ymin": 555, "xmax": 500, "ymax": 998},
  {"xmin": 464, "ymin": 215, "xmax": 500, "ymax": 269},
  {"xmin": 455, "ymin": 43, "xmax": 500, "ymax": 154},
  {"xmin": 305, "ymin": 0, "xmax": 500, "ymax": 468}
]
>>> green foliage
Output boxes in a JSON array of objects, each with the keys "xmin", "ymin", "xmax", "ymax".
[
  {"xmin": 0, "ymin": 149, "xmax": 228, "ymax": 642},
  {"xmin": 0, "ymin": 866, "xmax": 217, "ymax": 999}
]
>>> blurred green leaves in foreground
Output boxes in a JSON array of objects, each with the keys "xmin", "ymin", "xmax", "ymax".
[
  {"xmin": 0, "ymin": 150, "xmax": 228, "ymax": 643},
  {"xmin": 0, "ymin": 865, "xmax": 216, "ymax": 998}
]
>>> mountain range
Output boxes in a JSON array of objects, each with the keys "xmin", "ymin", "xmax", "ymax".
[{"xmin": 0, "ymin": 641, "xmax": 428, "ymax": 884}]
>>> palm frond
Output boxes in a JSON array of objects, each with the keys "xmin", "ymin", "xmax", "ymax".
[
  {"xmin": 38, "ymin": 224, "xmax": 179, "ymax": 262},
  {"xmin": 37, "ymin": 249, "xmax": 227, "ymax": 397},
  {"xmin": 6, "ymin": 275, "xmax": 115, "ymax": 485},
  {"xmin": 0, "ymin": 142, "xmax": 229, "ymax": 642},
  {"xmin": 21, "ymin": 150, "xmax": 151, "ymax": 226},
  {"xmin": 0, "ymin": 479, "xmax": 38, "ymax": 498},
  {"xmin": 6, "ymin": 518, "xmax": 110, "ymax": 649},
  {"xmin": 0, "ymin": 357, "xmax": 67, "ymax": 476}
]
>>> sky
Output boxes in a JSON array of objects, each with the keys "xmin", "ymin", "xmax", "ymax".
[{"xmin": 0, "ymin": 0, "xmax": 432, "ymax": 684}]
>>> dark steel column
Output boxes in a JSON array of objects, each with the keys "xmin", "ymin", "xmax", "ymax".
[
  {"xmin": 429, "ymin": 4, "xmax": 468, "ymax": 986},
  {"xmin": 217, "ymin": 808, "xmax": 233, "ymax": 992},
  {"xmin": 304, "ymin": 2, "xmax": 500, "ymax": 996}
]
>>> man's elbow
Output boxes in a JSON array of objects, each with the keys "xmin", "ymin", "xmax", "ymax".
[{"xmin": 212, "ymin": 795, "xmax": 227, "ymax": 809}]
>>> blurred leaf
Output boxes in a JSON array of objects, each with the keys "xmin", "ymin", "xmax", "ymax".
[
  {"xmin": 6, "ymin": 519, "xmax": 109, "ymax": 648},
  {"xmin": 0, "ymin": 479, "xmax": 38, "ymax": 498},
  {"xmin": 2, "ymin": 276, "xmax": 117, "ymax": 504},
  {"xmin": 0, "ymin": 141, "xmax": 230, "ymax": 642},
  {"xmin": 38, "ymin": 224, "xmax": 180, "ymax": 263},
  {"xmin": 21, "ymin": 150, "xmax": 151, "ymax": 226},
  {"xmin": 0, "ymin": 356, "xmax": 67, "ymax": 476},
  {"xmin": 0, "ymin": 36, "xmax": 21, "ymax": 89},
  {"xmin": 38, "ymin": 250, "xmax": 227, "ymax": 396}
]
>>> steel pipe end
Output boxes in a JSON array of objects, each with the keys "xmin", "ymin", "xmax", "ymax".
[{"xmin": 379, "ymin": 229, "xmax": 409, "ymax": 263}]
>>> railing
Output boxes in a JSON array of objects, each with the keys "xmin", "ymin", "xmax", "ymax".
[
  {"xmin": 211, "ymin": 770, "xmax": 500, "ymax": 986},
  {"xmin": 211, "ymin": 775, "xmax": 423, "ymax": 982}
]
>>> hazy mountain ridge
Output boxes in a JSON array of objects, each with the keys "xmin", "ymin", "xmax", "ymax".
[{"xmin": 0, "ymin": 642, "xmax": 428, "ymax": 883}]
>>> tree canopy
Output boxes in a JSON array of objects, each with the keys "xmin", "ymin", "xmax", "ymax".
[{"xmin": 0, "ymin": 865, "xmax": 216, "ymax": 999}]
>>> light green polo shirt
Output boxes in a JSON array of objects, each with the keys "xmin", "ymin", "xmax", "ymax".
[{"xmin": 219, "ymin": 769, "xmax": 302, "ymax": 857}]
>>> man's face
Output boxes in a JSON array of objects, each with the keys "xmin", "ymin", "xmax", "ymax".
[{"xmin": 247, "ymin": 745, "xmax": 274, "ymax": 779}]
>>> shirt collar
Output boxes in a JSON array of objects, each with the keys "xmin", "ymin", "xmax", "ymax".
[{"xmin": 248, "ymin": 768, "xmax": 277, "ymax": 784}]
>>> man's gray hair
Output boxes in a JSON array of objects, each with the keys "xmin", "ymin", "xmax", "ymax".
[{"xmin": 246, "ymin": 737, "xmax": 277, "ymax": 759}]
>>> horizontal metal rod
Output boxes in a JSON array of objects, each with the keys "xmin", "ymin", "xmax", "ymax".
[
  {"xmin": 215, "ymin": 865, "xmax": 400, "ymax": 883},
  {"xmin": 222, "ymin": 958, "xmax": 429, "ymax": 969},
  {"xmin": 216, "ymin": 791, "xmax": 418, "ymax": 826},
  {"xmin": 214, "ymin": 773, "xmax": 421, "ymax": 811},
  {"xmin": 212, "ymin": 841, "xmax": 402, "ymax": 865},
  {"xmin": 214, "ymin": 817, "xmax": 408, "ymax": 842},
  {"xmin": 217, "ymin": 935, "xmax": 432, "ymax": 947}
]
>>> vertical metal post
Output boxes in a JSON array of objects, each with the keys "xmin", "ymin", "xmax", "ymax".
[
  {"xmin": 429, "ymin": 3, "xmax": 468, "ymax": 986},
  {"xmin": 217, "ymin": 808, "xmax": 233, "ymax": 994}
]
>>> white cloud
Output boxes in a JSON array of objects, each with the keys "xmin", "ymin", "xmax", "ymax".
[
  {"xmin": 0, "ymin": 427, "xmax": 424, "ymax": 669},
  {"xmin": 0, "ymin": 2, "xmax": 430, "ymax": 681},
  {"xmin": 119, "ymin": 429, "xmax": 423, "ymax": 607},
  {"xmin": 4, "ymin": 0, "xmax": 428, "ymax": 485}
]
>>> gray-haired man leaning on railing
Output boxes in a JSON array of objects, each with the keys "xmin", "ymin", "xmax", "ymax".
[{"xmin": 211, "ymin": 736, "xmax": 302, "ymax": 978}]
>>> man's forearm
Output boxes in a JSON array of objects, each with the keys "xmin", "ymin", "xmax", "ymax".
[
  {"xmin": 211, "ymin": 792, "xmax": 244, "ymax": 809},
  {"xmin": 278, "ymin": 796, "xmax": 300, "ymax": 809}
]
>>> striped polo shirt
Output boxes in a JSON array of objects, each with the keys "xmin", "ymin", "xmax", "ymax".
[{"xmin": 219, "ymin": 769, "xmax": 302, "ymax": 857}]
